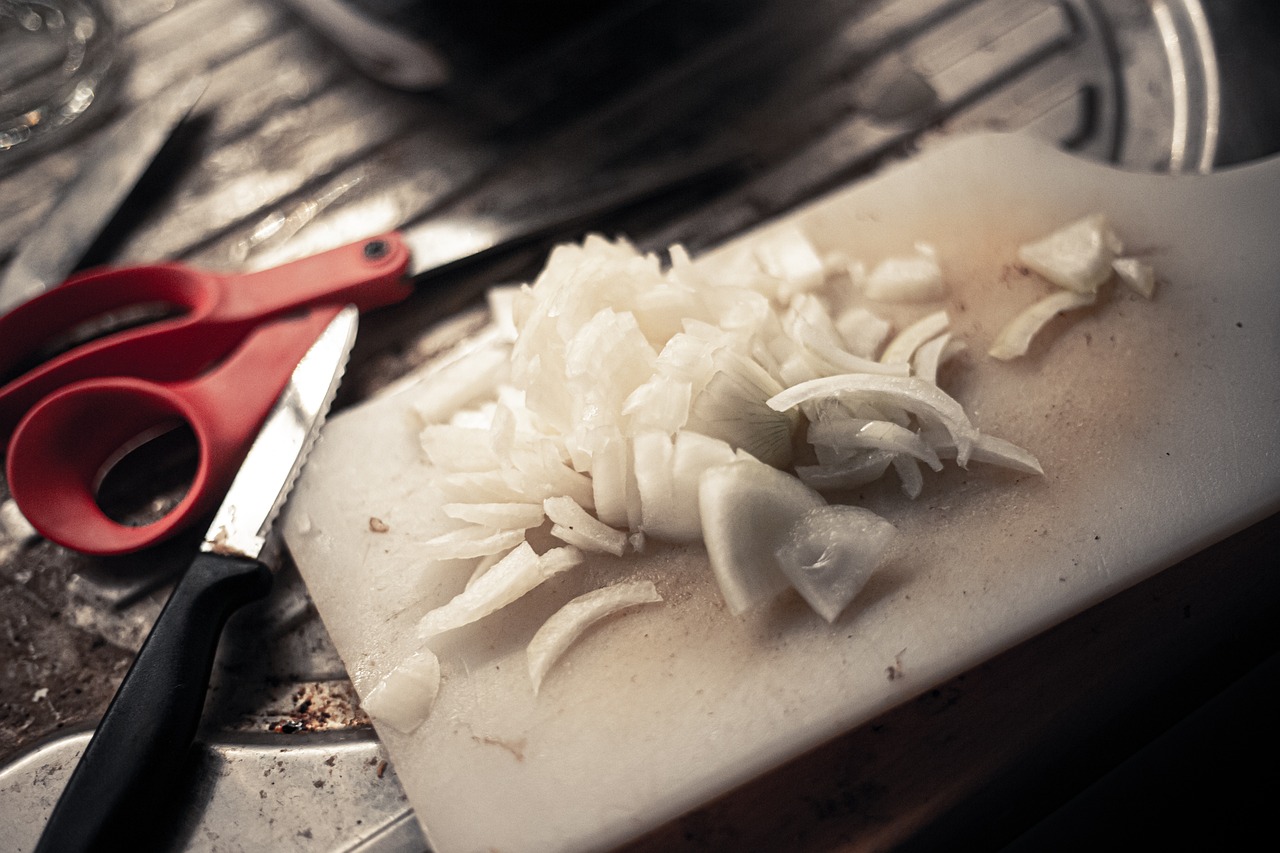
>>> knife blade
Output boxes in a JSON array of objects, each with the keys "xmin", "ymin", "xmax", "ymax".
[
  {"xmin": 32, "ymin": 305, "xmax": 359, "ymax": 853},
  {"xmin": 0, "ymin": 76, "xmax": 208, "ymax": 314}
]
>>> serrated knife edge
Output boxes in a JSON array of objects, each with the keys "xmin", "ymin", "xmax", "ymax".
[{"xmin": 202, "ymin": 305, "xmax": 359, "ymax": 560}]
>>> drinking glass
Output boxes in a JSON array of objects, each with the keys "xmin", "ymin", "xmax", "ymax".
[{"xmin": 1, "ymin": 0, "xmax": 117, "ymax": 164}]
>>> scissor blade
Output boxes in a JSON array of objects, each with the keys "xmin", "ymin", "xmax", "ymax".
[
  {"xmin": 202, "ymin": 306, "xmax": 358, "ymax": 561},
  {"xmin": 0, "ymin": 76, "xmax": 208, "ymax": 314}
]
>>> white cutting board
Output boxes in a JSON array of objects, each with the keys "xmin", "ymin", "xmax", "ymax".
[{"xmin": 283, "ymin": 133, "xmax": 1280, "ymax": 853}]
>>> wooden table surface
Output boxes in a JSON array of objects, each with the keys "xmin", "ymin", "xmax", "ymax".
[{"xmin": 2, "ymin": 0, "xmax": 1278, "ymax": 849}]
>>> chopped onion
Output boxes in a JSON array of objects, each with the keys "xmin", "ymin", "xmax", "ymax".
[
  {"xmin": 775, "ymin": 505, "xmax": 895, "ymax": 622},
  {"xmin": 465, "ymin": 549, "xmax": 511, "ymax": 591},
  {"xmin": 633, "ymin": 431, "xmax": 676, "ymax": 537},
  {"xmin": 686, "ymin": 364, "xmax": 798, "ymax": 469},
  {"xmin": 419, "ymin": 525, "xmax": 528, "ymax": 560},
  {"xmin": 988, "ymin": 289, "xmax": 1096, "ymax": 361},
  {"xmin": 891, "ymin": 454, "xmax": 924, "ymax": 498},
  {"xmin": 589, "ymin": 434, "xmax": 631, "ymax": 528},
  {"xmin": 1016, "ymin": 214, "xmax": 1122, "ymax": 293},
  {"xmin": 1112, "ymin": 257, "xmax": 1156, "ymax": 298},
  {"xmin": 922, "ymin": 426, "xmax": 1044, "ymax": 476},
  {"xmin": 790, "ymin": 314, "xmax": 911, "ymax": 377},
  {"xmin": 794, "ymin": 450, "xmax": 894, "ymax": 492},
  {"xmin": 420, "ymin": 425, "xmax": 500, "ymax": 473},
  {"xmin": 880, "ymin": 309, "xmax": 950, "ymax": 366},
  {"xmin": 527, "ymin": 580, "xmax": 663, "ymax": 694},
  {"xmin": 504, "ymin": 443, "xmax": 595, "ymax": 509},
  {"xmin": 362, "ymin": 648, "xmax": 441, "ymax": 734},
  {"xmin": 418, "ymin": 543, "xmax": 584, "ymax": 639},
  {"xmin": 667, "ymin": 431, "xmax": 739, "ymax": 541},
  {"xmin": 835, "ymin": 306, "xmax": 892, "ymax": 358},
  {"xmin": 807, "ymin": 417, "xmax": 942, "ymax": 471},
  {"xmin": 486, "ymin": 285, "xmax": 521, "ymax": 341},
  {"xmin": 752, "ymin": 226, "xmax": 827, "ymax": 300},
  {"xmin": 443, "ymin": 502, "xmax": 546, "ymax": 530},
  {"xmin": 623, "ymin": 375, "xmax": 692, "ymax": 435},
  {"xmin": 410, "ymin": 344, "xmax": 512, "ymax": 426},
  {"xmin": 433, "ymin": 471, "xmax": 528, "ymax": 504},
  {"xmin": 864, "ymin": 243, "xmax": 944, "ymax": 302},
  {"xmin": 545, "ymin": 496, "xmax": 629, "ymax": 556},
  {"xmin": 699, "ymin": 458, "xmax": 825, "ymax": 615},
  {"xmin": 631, "ymin": 431, "xmax": 737, "ymax": 542},
  {"xmin": 911, "ymin": 332, "xmax": 960, "ymax": 386},
  {"xmin": 767, "ymin": 374, "xmax": 978, "ymax": 466}
]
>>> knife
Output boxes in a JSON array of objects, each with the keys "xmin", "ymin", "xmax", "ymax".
[{"xmin": 32, "ymin": 304, "xmax": 359, "ymax": 853}]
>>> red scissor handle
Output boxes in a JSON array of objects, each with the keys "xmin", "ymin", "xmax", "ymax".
[
  {"xmin": 5, "ymin": 306, "xmax": 344, "ymax": 555},
  {"xmin": 0, "ymin": 233, "xmax": 411, "ymax": 440}
]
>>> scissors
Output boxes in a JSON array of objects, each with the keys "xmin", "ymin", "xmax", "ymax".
[
  {"xmin": 0, "ymin": 111, "xmax": 731, "ymax": 558},
  {"xmin": 0, "ymin": 236, "xmax": 412, "ymax": 555}
]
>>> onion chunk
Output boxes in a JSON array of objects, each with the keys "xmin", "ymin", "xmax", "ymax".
[
  {"xmin": 776, "ymin": 505, "xmax": 896, "ymax": 622},
  {"xmin": 362, "ymin": 648, "xmax": 441, "ymax": 734},
  {"xmin": 1016, "ymin": 214, "xmax": 1122, "ymax": 294}
]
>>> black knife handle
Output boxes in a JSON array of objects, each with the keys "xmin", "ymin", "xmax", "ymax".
[{"xmin": 34, "ymin": 551, "xmax": 272, "ymax": 853}]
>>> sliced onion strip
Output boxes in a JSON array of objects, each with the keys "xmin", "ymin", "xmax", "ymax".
[
  {"xmin": 767, "ymin": 374, "xmax": 977, "ymax": 466},
  {"xmin": 418, "ymin": 543, "xmax": 584, "ymax": 639},
  {"xmin": 988, "ymin": 289, "xmax": 1096, "ymax": 361},
  {"xmin": 527, "ymin": 580, "xmax": 663, "ymax": 694},
  {"xmin": 545, "ymin": 496, "xmax": 629, "ymax": 556},
  {"xmin": 880, "ymin": 309, "xmax": 949, "ymax": 366}
]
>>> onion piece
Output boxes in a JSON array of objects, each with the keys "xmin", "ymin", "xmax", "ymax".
[
  {"xmin": 623, "ymin": 375, "xmax": 692, "ymax": 435},
  {"xmin": 590, "ymin": 434, "xmax": 631, "ymax": 528},
  {"xmin": 775, "ymin": 505, "xmax": 895, "ymax": 622},
  {"xmin": 752, "ymin": 226, "xmax": 827, "ymax": 300},
  {"xmin": 911, "ymin": 332, "xmax": 960, "ymax": 386},
  {"xmin": 699, "ymin": 458, "xmax": 825, "ymax": 615},
  {"xmin": 1016, "ymin": 214, "xmax": 1122, "ymax": 293},
  {"xmin": 465, "ymin": 549, "xmax": 511, "ymax": 591},
  {"xmin": 486, "ymin": 285, "xmax": 521, "ymax": 341},
  {"xmin": 880, "ymin": 309, "xmax": 950, "ymax": 366},
  {"xmin": 1112, "ymin": 257, "xmax": 1156, "ymax": 298},
  {"xmin": 891, "ymin": 454, "xmax": 924, "ymax": 499},
  {"xmin": 686, "ymin": 349, "xmax": 798, "ymax": 468},
  {"xmin": 835, "ymin": 306, "xmax": 892, "ymax": 358},
  {"xmin": 420, "ymin": 425, "xmax": 500, "ymax": 473},
  {"xmin": 504, "ymin": 443, "xmax": 595, "ymax": 509},
  {"xmin": 362, "ymin": 648, "xmax": 441, "ymax": 734},
  {"xmin": 767, "ymin": 374, "xmax": 978, "ymax": 466},
  {"xmin": 988, "ymin": 289, "xmax": 1096, "ymax": 361},
  {"xmin": 443, "ymin": 502, "xmax": 546, "ymax": 530},
  {"xmin": 418, "ymin": 543, "xmax": 584, "ymax": 639},
  {"xmin": 633, "ymin": 431, "xmax": 738, "ymax": 542},
  {"xmin": 864, "ymin": 243, "xmax": 944, "ymax": 302},
  {"xmin": 633, "ymin": 431, "xmax": 676, "ymax": 537},
  {"xmin": 410, "ymin": 344, "xmax": 512, "ymax": 426},
  {"xmin": 807, "ymin": 418, "xmax": 942, "ymax": 471},
  {"xmin": 922, "ymin": 427, "xmax": 1044, "ymax": 476},
  {"xmin": 419, "ymin": 526, "xmax": 528, "ymax": 560},
  {"xmin": 790, "ymin": 316, "xmax": 911, "ymax": 377},
  {"xmin": 794, "ymin": 450, "xmax": 894, "ymax": 492},
  {"xmin": 545, "ymin": 496, "xmax": 629, "ymax": 556},
  {"xmin": 433, "ymin": 471, "xmax": 528, "ymax": 504},
  {"xmin": 527, "ymin": 580, "xmax": 663, "ymax": 694}
]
